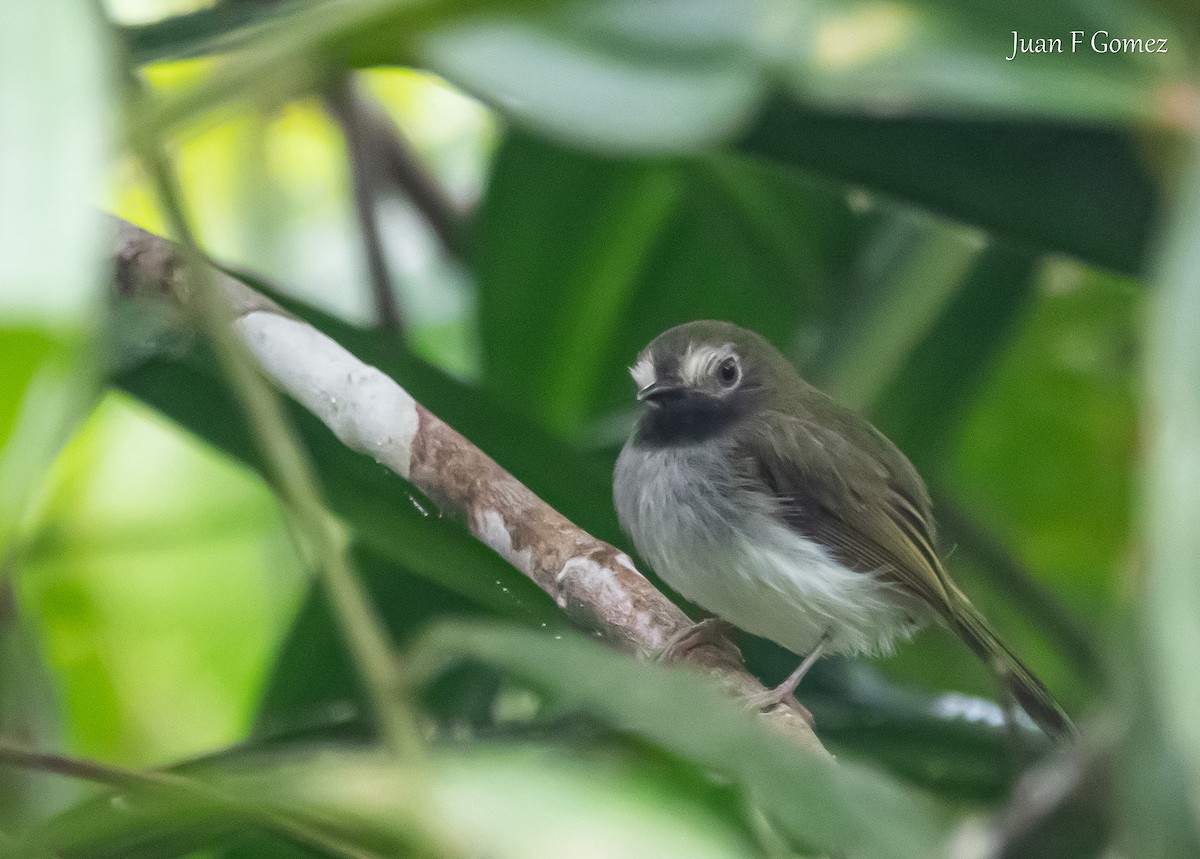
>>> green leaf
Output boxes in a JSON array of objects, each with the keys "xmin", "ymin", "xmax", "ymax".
[
  {"xmin": 133, "ymin": 0, "xmax": 766, "ymax": 154},
  {"xmin": 938, "ymin": 263, "xmax": 1139, "ymax": 698},
  {"xmin": 476, "ymin": 133, "xmax": 686, "ymax": 433},
  {"xmin": 125, "ymin": 2, "xmax": 304, "ymax": 65},
  {"xmin": 0, "ymin": 330, "xmax": 67, "ymax": 453},
  {"xmin": 988, "ymin": 749, "xmax": 1112, "ymax": 859},
  {"xmin": 132, "ymin": 0, "xmax": 1190, "ymax": 165},
  {"xmin": 250, "ymin": 544, "xmax": 491, "ymax": 736},
  {"xmin": 132, "ymin": 0, "xmax": 516, "ymax": 141},
  {"xmin": 0, "ymin": 590, "xmax": 74, "ymax": 829},
  {"xmin": 871, "ymin": 242, "xmax": 1040, "ymax": 467},
  {"xmin": 410, "ymin": 620, "xmax": 949, "ymax": 857},
  {"xmin": 807, "ymin": 215, "xmax": 983, "ymax": 411},
  {"xmin": 1143, "ymin": 137, "xmax": 1200, "ymax": 807},
  {"xmin": 0, "ymin": 337, "xmax": 100, "ymax": 556},
  {"xmin": 0, "ymin": 0, "xmax": 109, "ymax": 325},
  {"xmin": 13, "ymin": 745, "xmax": 753, "ymax": 859},
  {"xmin": 16, "ymin": 395, "xmax": 306, "ymax": 764},
  {"xmin": 742, "ymin": 102, "xmax": 1159, "ymax": 275},
  {"xmin": 803, "ymin": 660, "xmax": 1030, "ymax": 800},
  {"xmin": 419, "ymin": 8, "xmax": 763, "ymax": 153},
  {"xmin": 478, "ymin": 133, "xmax": 865, "ymax": 435},
  {"xmin": 766, "ymin": 0, "xmax": 1184, "ymax": 122}
]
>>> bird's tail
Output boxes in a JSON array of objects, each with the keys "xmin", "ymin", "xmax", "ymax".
[{"xmin": 948, "ymin": 588, "xmax": 1076, "ymax": 740}]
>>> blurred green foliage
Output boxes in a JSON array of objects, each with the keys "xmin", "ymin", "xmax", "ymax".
[{"xmin": 2, "ymin": 0, "xmax": 1199, "ymax": 855}]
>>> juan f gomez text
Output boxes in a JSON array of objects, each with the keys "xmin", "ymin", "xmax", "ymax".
[{"xmin": 1008, "ymin": 30, "xmax": 1169, "ymax": 61}]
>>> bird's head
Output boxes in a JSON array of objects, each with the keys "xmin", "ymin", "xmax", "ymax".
[{"xmin": 628, "ymin": 321, "xmax": 800, "ymax": 444}]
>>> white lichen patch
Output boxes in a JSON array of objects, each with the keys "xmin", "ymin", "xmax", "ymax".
[
  {"xmin": 234, "ymin": 312, "xmax": 418, "ymax": 478},
  {"xmin": 557, "ymin": 555, "xmax": 658, "ymax": 643},
  {"xmin": 473, "ymin": 508, "xmax": 533, "ymax": 573}
]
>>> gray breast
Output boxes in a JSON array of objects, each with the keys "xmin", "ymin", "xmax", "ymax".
[
  {"xmin": 613, "ymin": 438, "xmax": 925, "ymax": 657},
  {"xmin": 613, "ymin": 438, "xmax": 768, "ymax": 618},
  {"xmin": 614, "ymin": 440, "xmax": 746, "ymax": 561}
]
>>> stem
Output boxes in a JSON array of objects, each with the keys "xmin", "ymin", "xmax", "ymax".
[
  {"xmin": 326, "ymin": 76, "xmax": 405, "ymax": 333},
  {"xmin": 0, "ymin": 741, "xmax": 378, "ymax": 859},
  {"xmin": 109, "ymin": 24, "xmax": 421, "ymax": 759},
  {"xmin": 348, "ymin": 82, "xmax": 471, "ymax": 262},
  {"xmin": 145, "ymin": 140, "xmax": 419, "ymax": 761}
]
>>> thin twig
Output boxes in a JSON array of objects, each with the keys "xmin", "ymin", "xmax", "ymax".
[
  {"xmin": 0, "ymin": 742, "xmax": 136, "ymax": 788},
  {"xmin": 107, "ymin": 216, "xmax": 830, "ymax": 759},
  {"xmin": 346, "ymin": 82, "xmax": 471, "ymax": 261},
  {"xmin": 140, "ymin": 153, "xmax": 420, "ymax": 759},
  {"xmin": 325, "ymin": 76, "xmax": 405, "ymax": 333},
  {"xmin": 0, "ymin": 741, "xmax": 380, "ymax": 859}
]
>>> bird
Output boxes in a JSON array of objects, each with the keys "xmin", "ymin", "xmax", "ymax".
[{"xmin": 613, "ymin": 320, "xmax": 1073, "ymax": 738}]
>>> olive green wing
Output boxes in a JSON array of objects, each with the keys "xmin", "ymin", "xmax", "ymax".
[
  {"xmin": 735, "ymin": 402, "xmax": 954, "ymax": 616},
  {"xmin": 736, "ymin": 402, "xmax": 1075, "ymax": 738}
]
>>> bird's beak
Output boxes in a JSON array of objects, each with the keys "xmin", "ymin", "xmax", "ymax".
[{"xmin": 636, "ymin": 379, "xmax": 685, "ymax": 403}]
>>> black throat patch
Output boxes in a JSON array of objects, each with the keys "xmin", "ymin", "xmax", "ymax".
[{"xmin": 635, "ymin": 397, "xmax": 743, "ymax": 447}]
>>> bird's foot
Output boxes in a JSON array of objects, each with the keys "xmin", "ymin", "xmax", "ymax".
[
  {"xmin": 656, "ymin": 617, "xmax": 737, "ymax": 663},
  {"xmin": 743, "ymin": 686, "xmax": 814, "ymax": 728},
  {"xmin": 742, "ymin": 634, "xmax": 828, "ymax": 728}
]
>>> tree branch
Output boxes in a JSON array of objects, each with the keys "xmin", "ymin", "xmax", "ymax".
[
  {"xmin": 107, "ymin": 215, "xmax": 829, "ymax": 759},
  {"xmin": 113, "ymin": 35, "xmax": 421, "ymax": 759}
]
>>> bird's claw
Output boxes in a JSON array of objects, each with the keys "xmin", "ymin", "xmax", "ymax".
[
  {"xmin": 743, "ymin": 687, "xmax": 814, "ymax": 728},
  {"xmin": 656, "ymin": 617, "xmax": 737, "ymax": 663}
]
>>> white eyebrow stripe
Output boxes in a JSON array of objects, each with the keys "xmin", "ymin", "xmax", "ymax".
[
  {"xmin": 680, "ymin": 342, "xmax": 735, "ymax": 385},
  {"xmin": 630, "ymin": 356, "xmax": 655, "ymax": 389}
]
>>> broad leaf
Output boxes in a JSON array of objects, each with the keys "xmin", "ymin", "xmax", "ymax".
[{"xmin": 410, "ymin": 620, "xmax": 949, "ymax": 857}]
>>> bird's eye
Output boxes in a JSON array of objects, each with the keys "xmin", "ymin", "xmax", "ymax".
[{"xmin": 716, "ymin": 356, "xmax": 740, "ymax": 388}]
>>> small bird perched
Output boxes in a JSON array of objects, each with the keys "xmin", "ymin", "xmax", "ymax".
[{"xmin": 613, "ymin": 320, "xmax": 1073, "ymax": 738}]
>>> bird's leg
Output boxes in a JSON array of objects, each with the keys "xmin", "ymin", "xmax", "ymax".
[
  {"xmin": 742, "ymin": 633, "xmax": 831, "ymax": 724},
  {"xmin": 656, "ymin": 617, "xmax": 737, "ymax": 663}
]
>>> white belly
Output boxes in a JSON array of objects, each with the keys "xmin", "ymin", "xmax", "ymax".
[{"xmin": 614, "ymin": 441, "xmax": 923, "ymax": 657}]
